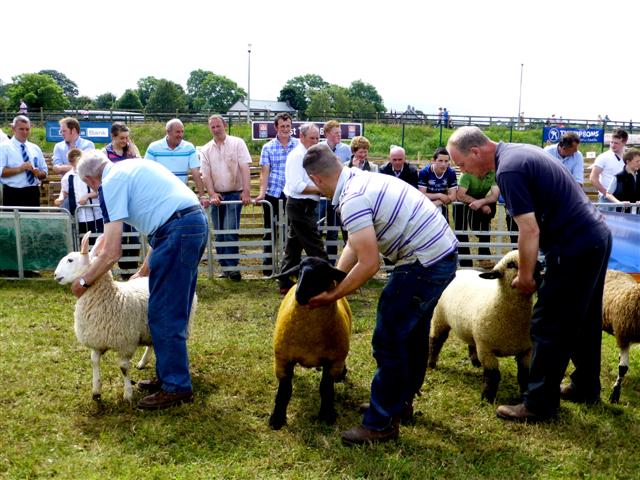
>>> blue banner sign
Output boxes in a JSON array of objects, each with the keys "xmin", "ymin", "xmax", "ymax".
[
  {"xmin": 252, "ymin": 121, "xmax": 362, "ymax": 141},
  {"xmin": 543, "ymin": 127, "xmax": 603, "ymax": 144},
  {"xmin": 602, "ymin": 210, "xmax": 640, "ymax": 274},
  {"xmin": 46, "ymin": 121, "xmax": 112, "ymax": 143}
]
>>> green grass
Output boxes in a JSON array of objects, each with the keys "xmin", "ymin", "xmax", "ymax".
[{"xmin": 1, "ymin": 277, "xmax": 639, "ymax": 479}]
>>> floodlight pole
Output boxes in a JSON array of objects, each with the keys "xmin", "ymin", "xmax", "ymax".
[
  {"xmin": 247, "ymin": 43, "xmax": 252, "ymax": 124},
  {"xmin": 517, "ymin": 63, "xmax": 524, "ymax": 123}
]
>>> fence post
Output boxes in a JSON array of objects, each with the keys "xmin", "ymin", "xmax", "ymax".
[
  {"xmin": 509, "ymin": 120, "xmax": 513, "ymax": 142},
  {"xmin": 438, "ymin": 122, "xmax": 444, "ymax": 147},
  {"xmin": 401, "ymin": 122, "xmax": 405, "ymax": 148},
  {"xmin": 40, "ymin": 107, "xmax": 44, "ymax": 127}
]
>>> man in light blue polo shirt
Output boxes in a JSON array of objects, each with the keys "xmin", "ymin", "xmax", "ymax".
[
  {"xmin": 144, "ymin": 118, "xmax": 206, "ymax": 200},
  {"xmin": 74, "ymin": 151, "xmax": 208, "ymax": 411},
  {"xmin": 52, "ymin": 117, "xmax": 95, "ymax": 175},
  {"xmin": 544, "ymin": 132, "xmax": 584, "ymax": 185}
]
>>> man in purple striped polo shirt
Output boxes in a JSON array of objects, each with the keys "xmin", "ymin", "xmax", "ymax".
[{"xmin": 303, "ymin": 144, "xmax": 458, "ymax": 446}]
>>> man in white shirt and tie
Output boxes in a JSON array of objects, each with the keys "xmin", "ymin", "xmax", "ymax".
[
  {"xmin": 0, "ymin": 115, "xmax": 48, "ymax": 207},
  {"xmin": 278, "ymin": 123, "xmax": 328, "ymax": 294}
]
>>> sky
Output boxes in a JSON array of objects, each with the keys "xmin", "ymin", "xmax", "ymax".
[{"xmin": 4, "ymin": 0, "xmax": 639, "ymax": 122}]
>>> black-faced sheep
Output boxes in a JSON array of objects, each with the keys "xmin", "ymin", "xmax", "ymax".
[
  {"xmin": 428, "ymin": 250, "xmax": 543, "ymax": 403},
  {"xmin": 269, "ymin": 257, "xmax": 352, "ymax": 430},
  {"xmin": 54, "ymin": 232, "xmax": 196, "ymax": 402},
  {"xmin": 602, "ymin": 269, "xmax": 640, "ymax": 403}
]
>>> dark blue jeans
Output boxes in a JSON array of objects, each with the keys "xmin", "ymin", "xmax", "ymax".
[
  {"xmin": 210, "ymin": 192, "xmax": 242, "ymax": 269},
  {"xmin": 148, "ymin": 208, "xmax": 208, "ymax": 393},
  {"xmin": 524, "ymin": 233, "xmax": 612, "ymax": 416},
  {"xmin": 363, "ymin": 254, "xmax": 457, "ymax": 431}
]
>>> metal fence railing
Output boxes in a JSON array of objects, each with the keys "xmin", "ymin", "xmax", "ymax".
[{"xmin": 1, "ymin": 200, "xmax": 638, "ymax": 280}]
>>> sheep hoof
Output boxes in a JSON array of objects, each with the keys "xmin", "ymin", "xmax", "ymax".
[
  {"xmin": 609, "ymin": 390, "xmax": 621, "ymax": 404},
  {"xmin": 335, "ymin": 366, "xmax": 348, "ymax": 383},
  {"xmin": 318, "ymin": 409, "xmax": 337, "ymax": 425},
  {"xmin": 92, "ymin": 393, "xmax": 102, "ymax": 401},
  {"xmin": 269, "ymin": 414, "xmax": 286, "ymax": 430}
]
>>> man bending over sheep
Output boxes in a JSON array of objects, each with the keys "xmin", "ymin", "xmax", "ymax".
[
  {"xmin": 303, "ymin": 144, "xmax": 458, "ymax": 446},
  {"xmin": 74, "ymin": 150, "xmax": 208, "ymax": 410},
  {"xmin": 447, "ymin": 127, "xmax": 611, "ymax": 422}
]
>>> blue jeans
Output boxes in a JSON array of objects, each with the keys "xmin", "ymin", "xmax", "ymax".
[
  {"xmin": 210, "ymin": 192, "xmax": 242, "ymax": 268},
  {"xmin": 147, "ymin": 208, "xmax": 208, "ymax": 393},
  {"xmin": 363, "ymin": 254, "xmax": 457, "ymax": 431}
]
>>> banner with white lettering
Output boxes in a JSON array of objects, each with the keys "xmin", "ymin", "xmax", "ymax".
[{"xmin": 542, "ymin": 127, "xmax": 603, "ymax": 144}]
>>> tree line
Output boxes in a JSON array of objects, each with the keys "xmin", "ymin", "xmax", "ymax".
[{"xmin": 0, "ymin": 71, "xmax": 386, "ymax": 118}]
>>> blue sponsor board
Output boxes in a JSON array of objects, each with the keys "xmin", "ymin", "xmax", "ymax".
[
  {"xmin": 252, "ymin": 121, "xmax": 362, "ymax": 141},
  {"xmin": 46, "ymin": 121, "xmax": 112, "ymax": 143},
  {"xmin": 603, "ymin": 211, "xmax": 640, "ymax": 274},
  {"xmin": 543, "ymin": 127, "xmax": 603, "ymax": 144}
]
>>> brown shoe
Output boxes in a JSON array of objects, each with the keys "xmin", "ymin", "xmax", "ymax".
[
  {"xmin": 137, "ymin": 378, "xmax": 162, "ymax": 393},
  {"xmin": 137, "ymin": 390, "xmax": 194, "ymax": 410},
  {"xmin": 341, "ymin": 424, "xmax": 399, "ymax": 446},
  {"xmin": 358, "ymin": 402, "xmax": 414, "ymax": 424},
  {"xmin": 496, "ymin": 403, "xmax": 547, "ymax": 422},
  {"xmin": 560, "ymin": 383, "xmax": 600, "ymax": 405}
]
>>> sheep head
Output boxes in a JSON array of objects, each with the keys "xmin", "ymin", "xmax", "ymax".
[
  {"xmin": 54, "ymin": 231, "xmax": 99, "ymax": 284},
  {"xmin": 276, "ymin": 257, "xmax": 347, "ymax": 305},
  {"xmin": 478, "ymin": 250, "xmax": 544, "ymax": 288}
]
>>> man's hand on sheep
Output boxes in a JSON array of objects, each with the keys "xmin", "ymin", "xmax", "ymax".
[
  {"xmin": 307, "ymin": 290, "xmax": 336, "ymax": 309},
  {"xmin": 512, "ymin": 274, "xmax": 537, "ymax": 296}
]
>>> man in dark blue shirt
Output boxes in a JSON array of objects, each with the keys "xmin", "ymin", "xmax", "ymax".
[{"xmin": 448, "ymin": 127, "xmax": 611, "ymax": 422}]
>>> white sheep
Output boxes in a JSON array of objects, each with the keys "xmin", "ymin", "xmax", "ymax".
[
  {"xmin": 428, "ymin": 250, "xmax": 542, "ymax": 403},
  {"xmin": 269, "ymin": 257, "xmax": 352, "ymax": 430},
  {"xmin": 603, "ymin": 269, "xmax": 640, "ymax": 403},
  {"xmin": 54, "ymin": 232, "xmax": 195, "ymax": 402}
]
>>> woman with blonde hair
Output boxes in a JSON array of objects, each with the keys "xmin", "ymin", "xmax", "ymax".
[{"xmin": 348, "ymin": 136, "xmax": 378, "ymax": 172}]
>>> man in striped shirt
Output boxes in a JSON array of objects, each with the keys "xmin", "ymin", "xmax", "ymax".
[
  {"xmin": 144, "ymin": 119, "xmax": 206, "ymax": 200},
  {"xmin": 303, "ymin": 144, "xmax": 458, "ymax": 446}
]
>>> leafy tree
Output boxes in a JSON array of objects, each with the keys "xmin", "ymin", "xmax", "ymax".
[
  {"xmin": 186, "ymin": 70, "xmax": 245, "ymax": 112},
  {"xmin": 0, "ymin": 80, "xmax": 9, "ymax": 112},
  {"xmin": 278, "ymin": 74, "xmax": 328, "ymax": 115},
  {"xmin": 145, "ymin": 79, "xmax": 188, "ymax": 113},
  {"xmin": 306, "ymin": 85, "xmax": 351, "ymax": 119},
  {"xmin": 116, "ymin": 89, "xmax": 143, "ymax": 110},
  {"xmin": 347, "ymin": 80, "xmax": 385, "ymax": 113},
  {"xmin": 94, "ymin": 92, "xmax": 116, "ymax": 109},
  {"xmin": 70, "ymin": 96, "xmax": 95, "ymax": 109},
  {"xmin": 8, "ymin": 73, "xmax": 68, "ymax": 110},
  {"xmin": 278, "ymin": 86, "xmax": 306, "ymax": 114},
  {"xmin": 39, "ymin": 69, "xmax": 79, "ymax": 98},
  {"xmin": 136, "ymin": 76, "xmax": 159, "ymax": 107}
]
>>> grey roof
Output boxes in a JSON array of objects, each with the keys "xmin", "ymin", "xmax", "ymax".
[{"xmin": 228, "ymin": 99, "xmax": 295, "ymax": 113}]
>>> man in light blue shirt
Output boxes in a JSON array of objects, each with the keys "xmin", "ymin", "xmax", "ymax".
[
  {"xmin": 144, "ymin": 119, "xmax": 206, "ymax": 199},
  {"xmin": 0, "ymin": 115, "xmax": 48, "ymax": 206},
  {"xmin": 544, "ymin": 132, "xmax": 584, "ymax": 185},
  {"xmin": 52, "ymin": 117, "xmax": 95, "ymax": 175},
  {"xmin": 75, "ymin": 151, "xmax": 208, "ymax": 411}
]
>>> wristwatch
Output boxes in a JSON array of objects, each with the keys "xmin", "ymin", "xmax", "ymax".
[{"xmin": 79, "ymin": 277, "xmax": 91, "ymax": 289}]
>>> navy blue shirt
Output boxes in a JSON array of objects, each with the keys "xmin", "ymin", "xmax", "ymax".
[{"xmin": 495, "ymin": 142, "xmax": 609, "ymax": 256}]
